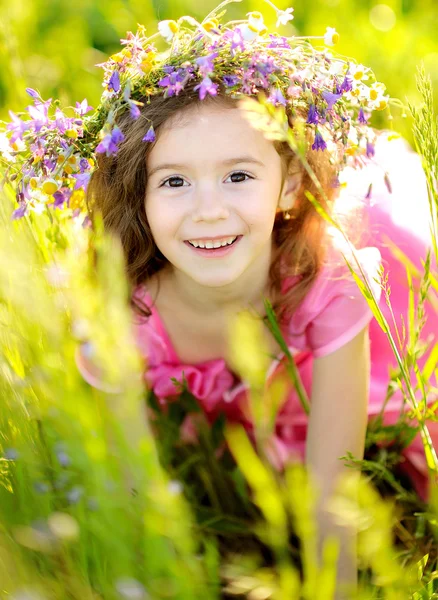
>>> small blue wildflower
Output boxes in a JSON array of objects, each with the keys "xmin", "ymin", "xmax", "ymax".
[
  {"xmin": 67, "ymin": 485, "xmax": 84, "ymax": 505},
  {"xmin": 306, "ymin": 104, "xmax": 319, "ymax": 125},
  {"xmin": 312, "ymin": 130, "xmax": 327, "ymax": 151},
  {"xmin": 4, "ymin": 448, "xmax": 19, "ymax": 460},
  {"xmin": 142, "ymin": 126, "xmax": 156, "ymax": 143},
  {"xmin": 34, "ymin": 481, "xmax": 50, "ymax": 494},
  {"xmin": 56, "ymin": 451, "xmax": 71, "ymax": 468},
  {"xmin": 108, "ymin": 70, "xmax": 121, "ymax": 93}
]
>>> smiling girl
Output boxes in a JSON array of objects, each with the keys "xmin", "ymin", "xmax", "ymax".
[{"xmin": 5, "ymin": 2, "xmax": 437, "ymax": 597}]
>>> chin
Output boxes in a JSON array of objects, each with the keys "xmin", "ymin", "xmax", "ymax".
[{"xmin": 184, "ymin": 265, "xmax": 246, "ymax": 288}]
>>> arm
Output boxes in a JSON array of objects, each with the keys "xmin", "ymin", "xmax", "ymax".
[{"xmin": 305, "ymin": 324, "xmax": 370, "ymax": 599}]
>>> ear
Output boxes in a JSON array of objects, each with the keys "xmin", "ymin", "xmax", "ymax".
[{"xmin": 277, "ymin": 169, "xmax": 303, "ymax": 212}]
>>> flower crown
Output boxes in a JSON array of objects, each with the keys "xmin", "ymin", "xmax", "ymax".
[{"xmin": 0, "ymin": 0, "xmax": 397, "ymax": 222}]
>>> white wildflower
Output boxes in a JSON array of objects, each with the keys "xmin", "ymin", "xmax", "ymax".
[{"xmin": 324, "ymin": 26, "xmax": 339, "ymax": 46}]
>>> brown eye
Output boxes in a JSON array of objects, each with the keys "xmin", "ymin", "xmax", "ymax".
[
  {"xmin": 229, "ymin": 171, "xmax": 253, "ymax": 183},
  {"xmin": 161, "ymin": 176, "xmax": 185, "ymax": 188}
]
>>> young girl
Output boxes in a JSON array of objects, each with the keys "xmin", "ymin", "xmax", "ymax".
[{"xmin": 8, "ymin": 2, "xmax": 436, "ymax": 595}]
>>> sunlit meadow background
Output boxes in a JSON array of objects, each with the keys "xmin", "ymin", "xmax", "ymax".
[{"xmin": 1, "ymin": 0, "xmax": 438, "ymax": 598}]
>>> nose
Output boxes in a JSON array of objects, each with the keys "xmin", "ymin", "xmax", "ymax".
[{"xmin": 191, "ymin": 185, "xmax": 230, "ymax": 223}]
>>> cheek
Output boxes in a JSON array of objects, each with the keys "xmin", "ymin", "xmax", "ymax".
[{"xmin": 146, "ymin": 199, "xmax": 179, "ymax": 242}]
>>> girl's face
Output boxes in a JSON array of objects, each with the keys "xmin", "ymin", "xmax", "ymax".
[{"xmin": 145, "ymin": 102, "xmax": 289, "ymax": 289}]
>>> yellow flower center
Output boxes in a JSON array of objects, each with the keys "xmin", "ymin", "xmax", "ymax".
[
  {"xmin": 332, "ymin": 32, "xmax": 340, "ymax": 44},
  {"xmin": 42, "ymin": 180, "xmax": 59, "ymax": 195},
  {"xmin": 203, "ymin": 18, "xmax": 219, "ymax": 32},
  {"xmin": 353, "ymin": 70, "xmax": 364, "ymax": 80},
  {"xmin": 168, "ymin": 20, "xmax": 179, "ymax": 33},
  {"xmin": 29, "ymin": 177, "xmax": 38, "ymax": 189},
  {"xmin": 376, "ymin": 99, "xmax": 388, "ymax": 111},
  {"xmin": 66, "ymin": 129, "xmax": 78, "ymax": 139}
]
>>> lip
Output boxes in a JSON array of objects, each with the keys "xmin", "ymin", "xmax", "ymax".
[
  {"xmin": 184, "ymin": 235, "xmax": 243, "ymax": 258},
  {"xmin": 184, "ymin": 235, "xmax": 240, "ymax": 242}
]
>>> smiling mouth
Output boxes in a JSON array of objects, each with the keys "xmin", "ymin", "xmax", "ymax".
[{"xmin": 185, "ymin": 236, "xmax": 242, "ymax": 249}]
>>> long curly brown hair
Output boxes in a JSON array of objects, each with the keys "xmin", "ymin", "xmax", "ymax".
[{"xmin": 86, "ymin": 84, "xmax": 345, "ymax": 326}]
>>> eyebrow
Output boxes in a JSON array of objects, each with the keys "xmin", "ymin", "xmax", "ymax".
[{"xmin": 147, "ymin": 156, "xmax": 265, "ymax": 178}]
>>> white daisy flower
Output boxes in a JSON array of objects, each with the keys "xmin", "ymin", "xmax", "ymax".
[
  {"xmin": 158, "ymin": 20, "xmax": 179, "ymax": 43},
  {"xmin": 276, "ymin": 7, "xmax": 294, "ymax": 27},
  {"xmin": 349, "ymin": 63, "xmax": 369, "ymax": 82},
  {"xmin": 324, "ymin": 27, "xmax": 340, "ymax": 46}
]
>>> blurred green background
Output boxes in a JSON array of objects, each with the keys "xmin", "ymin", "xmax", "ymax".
[{"xmin": 1, "ymin": 0, "xmax": 437, "ymax": 145}]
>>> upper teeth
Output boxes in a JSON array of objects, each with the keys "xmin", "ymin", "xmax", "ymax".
[{"xmin": 188, "ymin": 236, "xmax": 237, "ymax": 248}]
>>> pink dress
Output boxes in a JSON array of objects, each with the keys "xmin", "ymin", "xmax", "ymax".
[{"xmin": 77, "ymin": 135, "xmax": 438, "ymax": 502}]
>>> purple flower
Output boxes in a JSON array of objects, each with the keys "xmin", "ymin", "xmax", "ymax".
[
  {"xmin": 267, "ymin": 33, "xmax": 290, "ymax": 48},
  {"xmin": 53, "ymin": 191, "xmax": 67, "ymax": 207},
  {"xmin": 340, "ymin": 73, "xmax": 353, "ymax": 93},
  {"xmin": 306, "ymin": 104, "xmax": 319, "ymax": 125},
  {"xmin": 322, "ymin": 90, "xmax": 342, "ymax": 110},
  {"xmin": 7, "ymin": 111, "xmax": 30, "ymax": 142},
  {"xmin": 142, "ymin": 126, "xmax": 156, "ymax": 143},
  {"xmin": 108, "ymin": 70, "xmax": 121, "ymax": 93},
  {"xmin": 75, "ymin": 99, "xmax": 93, "ymax": 116},
  {"xmin": 129, "ymin": 101, "xmax": 141, "ymax": 120},
  {"xmin": 73, "ymin": 172, "xmax": 91, "ymax": 190},
  {"xmin": 194, "ymin": 76, "xmax": 218, "ymax": 101},
  {"xmin": 79, "ymin": 158, "xmax": 89, "ymax": 172},
  {"xmin": 230, "ymin": 28, "xmax": 246, "ymax": 54},
  {"xmin": 268, "ymin": 87, "xmax": 286, "ymax": 106},
  {"xmin": 223, "ymin": 75, "xmax": 239, "ymax": 87},
  {"xmin": 158, "ymin": 69, "xmax": 187, "ymax": 97},
  {"xmin": 195, "ymin": 52, "xmax": 218, "ymax": 78},
  {"xmin": 95, "ymin": 125, "xmax": 125, "ymax": 156},
  {"xmin": 312, "ymin": 130, "xmax": 327, "ymax": 151},
  {"xmin": 27, "ymin": 103, "xmax": 49, "ymax": 132},
  {"xmin": 366, "ymin": 141, "xmax": 375, "ymax": 158},
  {"xmin": 358, "ymin": 107, "xmax": 368, "ymax": 124},
  {"xmin": 11, "ymin": 204, "xmax": 27, "ymax": 220},
  {"xmin": 26, "ymin": 87, "xmax": 40, "ymax": 98}
]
